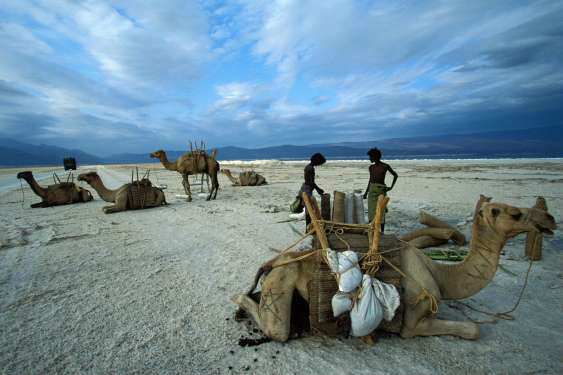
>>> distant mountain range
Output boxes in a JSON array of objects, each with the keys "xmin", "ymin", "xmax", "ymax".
[{"xmin": 1, "ymin": 125, "xmax": 561, "ymax": 167}]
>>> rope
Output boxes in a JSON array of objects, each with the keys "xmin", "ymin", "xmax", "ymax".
[
  {"xmin": 379, "ymin": 254, "xmax": 439, "ymax": 314},
  {"xmin": 451, "ymin": 257, "xmax": 534, "ymax": 323},
  {"xmin": 279, "ymin": 229, "xmax": 314, "ymax": 253},
  {"xmin": 271, "ymin": 249, "xmax": 320, "ymax": 268}
]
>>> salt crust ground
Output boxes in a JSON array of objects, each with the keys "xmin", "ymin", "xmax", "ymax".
[{"xmin": 0, "ymin": 159, "xmax": 562, "ymax": 375}]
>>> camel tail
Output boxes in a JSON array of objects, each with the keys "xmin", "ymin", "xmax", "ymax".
[{"xmin": 245, "ymin": 262, "xmax": 274, "ymax": 296}]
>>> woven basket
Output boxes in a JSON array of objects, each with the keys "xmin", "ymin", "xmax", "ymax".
[
  {"xmin": 127, "ymin": 181, "xmax": 153, "ymax": 209},
  {"xmin": 309, "ymin": 231, "xmax": 406, "ymax": 336},
  {"xmin": 308, "ymin": 252, "xmax": 350, "ymax": 336}
]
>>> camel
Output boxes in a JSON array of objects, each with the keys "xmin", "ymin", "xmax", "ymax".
[
  {"xmin": 221, "ymin": 169, "xmax": 267, "ymax": 186},
  {"xmin": 149, "ymin": 149, "xmax": 220, "ymax": 201},
  {"xmin": 232, "ymin": 196, "xmax": 557, "ymax": 342},
  {"xmin": 77, "ymin": 171, "xmax": 166, "ymax": 214},
  {"xmin": 17, "ymin": 171, "xmax": 93, "ymax": 208}
]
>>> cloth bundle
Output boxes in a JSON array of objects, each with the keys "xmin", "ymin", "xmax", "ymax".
[{"xmin": 327, "ymin": 248, "xmax": 401, "ymax": 337}]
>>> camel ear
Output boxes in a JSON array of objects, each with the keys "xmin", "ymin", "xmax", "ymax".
[{"xmin": 491, "ymin": 208, "xmax": 500, "ymax": 217}]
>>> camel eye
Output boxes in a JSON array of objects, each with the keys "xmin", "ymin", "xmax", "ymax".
[
  {"xmin": 491, "ymin": 208, "xmax": 500, "ymax": 217},
  {"xmin": 511, "ymin": 213, "xmax": 522, "ymax": 221}
]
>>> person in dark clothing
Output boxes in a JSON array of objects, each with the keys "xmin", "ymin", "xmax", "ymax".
[
  {"xmin": 363, "ymin": 147, "xmax": 398, "ymax": 233},
  {"xmin": 301, "ymin": 153, "xmax": 326, "ymax": 228}
]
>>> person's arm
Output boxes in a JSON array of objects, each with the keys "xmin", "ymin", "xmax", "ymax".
[
  {"xmin": 386, "ymin": 165, "xmax": 398, "ymax": 191},
  {"xmin": 363, "ymin": 166, "xmax": 371, "ymax": 199}
]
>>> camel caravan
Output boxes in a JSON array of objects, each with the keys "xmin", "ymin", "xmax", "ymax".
[{"xmin": 14, "ymin": 145, "xmax": 558, "ymax": 347}]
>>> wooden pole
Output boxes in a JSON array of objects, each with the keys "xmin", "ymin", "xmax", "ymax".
[
  {"xmin": 321, "ymin": 193, "xmax": 331, "ymax": 221},
  {"xmin": 302, "ymin": 193, "xmax": 329, "ymax": 250},
  {"xmin": 525, "ymin": 197, "xmax": 548, "ymax": 261},
  {"xmin": 369, "ymin": 195, "xmax": 390, "ymax": 255}
]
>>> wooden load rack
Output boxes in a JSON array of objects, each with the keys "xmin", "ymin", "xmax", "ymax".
[{"xmin": 302, "ymin": 192, "xmax": 407, "ymax": 336}]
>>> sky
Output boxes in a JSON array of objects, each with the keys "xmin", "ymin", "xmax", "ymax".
[{"xmin": 0, "ymin": 0, "xmax": 562, "ymax": 156}]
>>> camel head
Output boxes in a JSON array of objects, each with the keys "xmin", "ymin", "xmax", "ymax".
[
  {"xmin": 77, "ymin": 171, "xmax": 101, "ymax": 184},
  {"xmin": 478, "ymin": 202, "xmax": 556, "ymax": 239},
  {"xmin": 17, "ymin": 171, "xmax": 33, "ymax": 180},
  {"xmin": 150, "ymin": 150, "xmax": 165, "ymax": 159}
]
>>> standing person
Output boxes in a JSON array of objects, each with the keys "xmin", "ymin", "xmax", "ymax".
[
  {"xmin": 363, "ymin": 148, "xmax": 398, "ymax": 232},
  {"xmin": 301, "ymin": 153, "xmax": 326, "ymax": 228}
]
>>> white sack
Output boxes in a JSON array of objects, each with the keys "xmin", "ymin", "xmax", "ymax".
[
  {"xmin": 327, "ymin": 249, "xmax": 363, "ymax": 292},
  {"xmin": 354, "ymin": 193, "xmax": 366, "ymax": 224},
  {"xmin": 345, "ymin": 193, "xmax": 355, "ymax": 223},
  {"xmin": 332, "ymin": 292, "xmax": 353, "ymax": 317},
  {"xmin": 289, "ymin": 209, "xmax": 306, "ymax": 220},
  {"xmin": 350, "ymin": 275, "xmax": 384, "ymax": 337},
  {"xmin": 372, "ymin": 279, "xmax": 401, "ymax": 321}
]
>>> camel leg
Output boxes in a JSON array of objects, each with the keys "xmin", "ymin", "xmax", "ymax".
[
  {"xmin": 208, "ymin": 172, "xmax": 219, "ymax": 200},
  {"xmin": 158, "ymin": 190, "xmax": 167, "ymax": 205},
  {"xmin": 400, "ymin": 287, "xmax": 479, "ymax": 340},
  {"xmin": 406, "ymin": 316, "xmax": 480, "ymax": 340},
  {"xmin": 232, "ymin": 266, "xmax": 297, "ymax": 342},
  {"xmin": 182, "ymin": 175, "xmax": 192, "ymax": 202},
  {"xmin": 102, "ymin": 197, "xmax": 128, "ymax": 214}
]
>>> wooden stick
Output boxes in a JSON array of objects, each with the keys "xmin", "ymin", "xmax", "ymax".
[
  {"xmin": 280, "ymin": 229, "xmax": 315, "ymax": 253},
  {"xmin": 525, "ymin": 197, "xmax": 548, "ymax": 261},
  {"xmin": 370, "ymin": 195, "xmax": 390, "ymax": 254},
  {"xmin": 302, "ymin": 193, "xmax": 329, "ymax": 250}
]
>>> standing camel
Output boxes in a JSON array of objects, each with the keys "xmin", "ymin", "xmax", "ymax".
[
  {"xmin": 232, "ymin": 196, "xmax": 556, "ymax": 342},
  {"xmin": 149, "ymin": 149, "xmax": 220, "ymax": 201},
  {"xmin": 17, "ymin": 171, "xmax": 93, "ymax": 208}
]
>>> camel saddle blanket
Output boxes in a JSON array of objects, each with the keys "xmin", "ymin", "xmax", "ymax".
[
  {"xmin": 127, "ymin": 180, "xmax": 155, "ymax": 209},
  {"xmin": 308, "ymin": 234, "xmax": 406, "ymax": 336}
]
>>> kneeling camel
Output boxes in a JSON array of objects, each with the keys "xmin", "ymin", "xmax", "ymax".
[
  {"xmin": 78, "ymin": 171, "xmax": 166, "ymax": 214},
  {"xmin": 232, "ymin": 196, "xmax": 556, "ymax": 342},
  {"xmin": 17, "ymin": 171, "xmax": 93, "ymax": 208}
]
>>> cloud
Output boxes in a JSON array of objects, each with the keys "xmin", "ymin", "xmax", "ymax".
[{"xmin": 0, "ymin": 0, "xmax": 561, "ymax": 154}]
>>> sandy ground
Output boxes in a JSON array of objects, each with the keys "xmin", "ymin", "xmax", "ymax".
[{"xmin": 0, "ymin": 159, "xmax": 562, "ymax": 375}]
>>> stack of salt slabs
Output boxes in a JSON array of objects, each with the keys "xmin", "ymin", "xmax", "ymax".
[{"xmin": 333, "ymin": 191, "xmax": 366, "ymax": 224}]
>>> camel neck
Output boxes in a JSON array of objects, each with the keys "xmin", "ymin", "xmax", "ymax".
[
  {"xmin": 158, "ymin": 153, "xmax": 177, "ymax": 171},
  {"xmin": 22, "ymin": 175, "xmax": 47, "ymax": 198},
  {"xmin": 87, "ymin": 177, "xmax": 118, "ymax": 202},
  {"xmin": 431, "ymin": 220, "xmax": 505, "ymax": 300}
]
